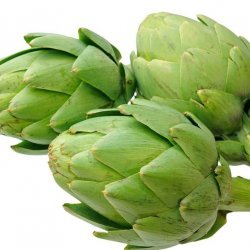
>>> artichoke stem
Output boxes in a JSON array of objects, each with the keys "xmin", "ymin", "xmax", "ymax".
[{"xmin": 220, "ymin": 177, "xmax": 250, "ymax": 212}]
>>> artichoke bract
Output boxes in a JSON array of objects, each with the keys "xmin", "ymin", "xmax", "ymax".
[
  {"xmin": 0, "ymin": 29, "xmax": 135, "ymax": 154},
  {"xmin": 49, "ymin": 99, "xmax": 250, "ymax": 249},
  {"xmin": 132, "ymin": 12, "xmax": 250, "ymax": 137}
]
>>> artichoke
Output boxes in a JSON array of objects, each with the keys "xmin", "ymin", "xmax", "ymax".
[
  {"xmin": 132, "ymin": 12, "xmax": 250, "ymax": 142},
  {"xmin": 0, "ymin": 29, "xmax": 135, "ymax": 154},
  {"xmin": 49, "ymin": 99, "xmax": 250, "ymax": 249}
]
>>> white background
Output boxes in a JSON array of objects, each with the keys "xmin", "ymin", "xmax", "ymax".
[{"xmin": 1, "ymin": 0, "xmax": 250, "ymax": 249}]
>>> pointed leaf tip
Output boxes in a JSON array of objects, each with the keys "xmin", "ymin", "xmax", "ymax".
[{"xmin": 11, "ymin": 141, "xmax": 48, "ymax": 155}]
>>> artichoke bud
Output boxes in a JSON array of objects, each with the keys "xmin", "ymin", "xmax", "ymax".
[
  {"xmin": 134, "ymin": 12, "xmax": 250, "ymax": 137},
  {"xmin": 0, "ymin": 29, "xmax": 135, "ymax": 153},
  {"xmin": 49, "ymin": 99, "xmax": 234, "ymax": 249}
]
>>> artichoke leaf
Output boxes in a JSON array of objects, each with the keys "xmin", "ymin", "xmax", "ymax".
[
  {"xmin": 200, "ymin": 211, "xmax": 227, "ymax": 240},
  {"xmin": 104, "ymin": 174, "xmax": 167, "ymax": 224},
  {"xmin": 25, "ymin": 33, "xmax": 86, "ymax": 56},
  {"xmin": 24, "ymin": 50, "xmax": 80, "ymax": 95},
  {"xmin": 69, "ymin": 115, "xmax": 137, "ymax": 135},
  {"xmin": 94, "ymin": 229, "xmax": 148, "ymax": 247},
  {"xmin": 119, "ymin": 98, "xmax": 190, "ymax": 140},
  {"xmin": 92, "ymin": 124, "xmax": 169, "ymax": 176},
  {"xmin": 180, "ymin": 19, "xmax": 219, "ymax": 53},
  {"xmin": 180, "ymin": 175, "xmax": 220, "ymax": 223},
  {"xmin": 181, "ymin": 215, "xmax": 217, "ymax": 243},
  {"xmin": 196, "ymin": 15, "xmax": 217, "ymax": 27},
  {"xmin": 73, "ymin": 46, "xmax": 121, "ymax": 100},
  {"xmin": 140, "ymin": 146, "xmax": 204, "ymax": 207},
  {"xmin": 11, "ymin": 140, "xmax": 48, "ymax": 155},
  {"xmin": 50, "ymin": 82, "xmax": 111, "ymax": 133},
  {"xmin": 64, "ymin": 203, "xmax": 126, "ymax": 231},
  {"xmin": 133, "ymin": 211, "xmax": 195, "ymax": 247},
  {"xmin": 9, "ymin": 86, "xmax": 69, "ymax": 121},
  {"xmin": 70, "ymin": 150, "xmax": 122, "ymax": 182},
  {"xmin": 180, "ymin": 48, "xmax": 227, "ymax": 101},
  {"xmin": 169, "ymin": 120, "xmax": 217, "ymax": 176},
  {"xmin": 69, "ymin": 179, "xmax": 128, "ymax": 226},
  {"xmin": 226, "ymin": 46, "xmax": 250, "ymax": 99},
  {"xmin": 21, "ymin": 116, "xmax": 58, "ymax": 145},
  {"xmin": 0, "ymin": 50, "xmax": 45, "ymax": 74},
  {"xmin": 87, "ymin": 108, "xmax": 121, "ymax": 118},
  {"xmin": 79, "ymin": 28, "xmax": 121, "ymax": 62}
]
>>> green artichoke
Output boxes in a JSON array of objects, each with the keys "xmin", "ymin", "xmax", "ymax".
[
  {"xmin": 49, "ymin": 99, "xmax": 250, "ymax": 249},
  {"xmin": 132, "ymin": 12, "xmax": 250, "ymax": 138},
  {"xmin": 0, "ymin": 29, "xmax": 135, "ymax": 154}
]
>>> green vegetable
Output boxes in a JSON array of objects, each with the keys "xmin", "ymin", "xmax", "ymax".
[
  {"xmin": 49, "ymin": 99, "xmax": 250, "ymax": 249},
  {"xmin": 0, "ymin": 29, "xmax": 135, "ymax": 154},
  {"xmin": 132, "ymin": 12, "xmax": 250, "ymax": 162}
]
